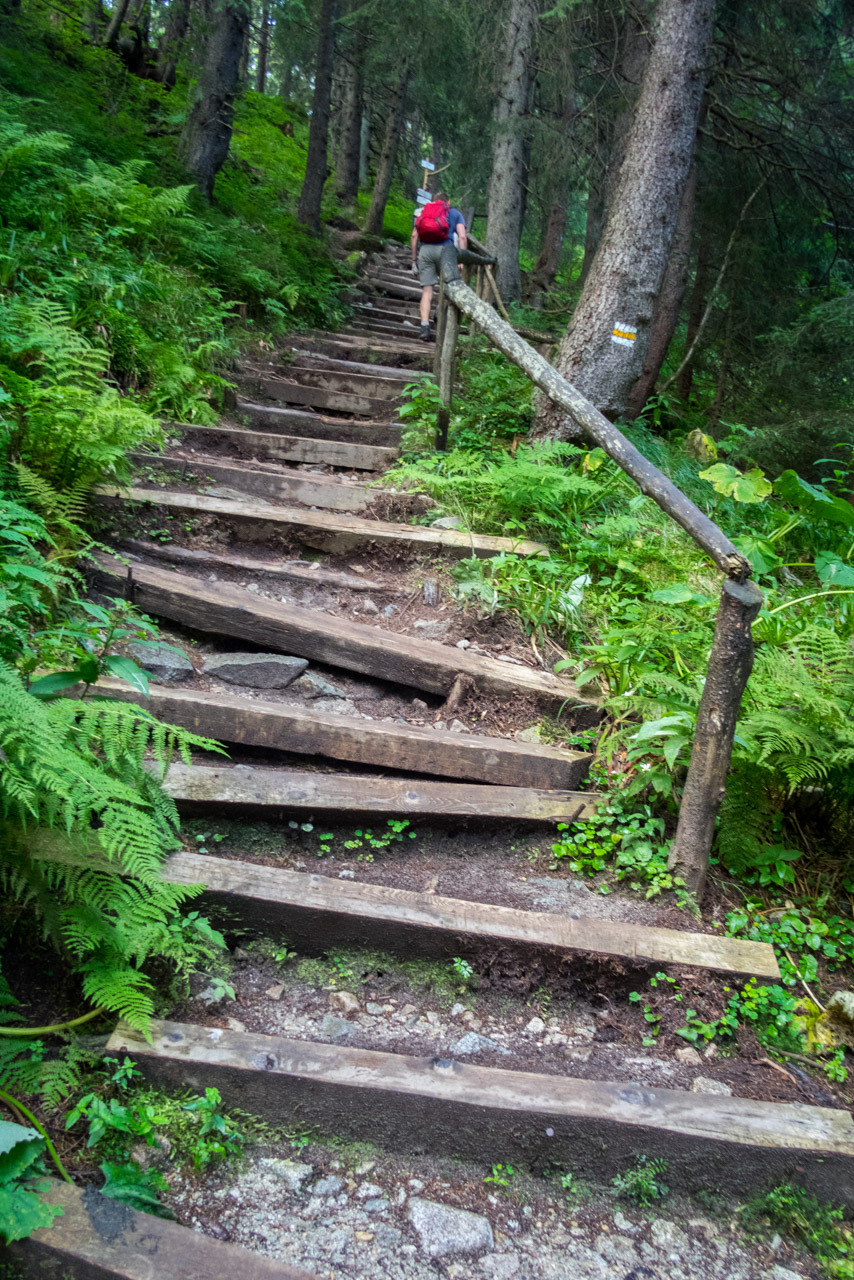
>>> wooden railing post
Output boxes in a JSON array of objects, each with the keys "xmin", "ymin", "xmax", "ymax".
[
  {"xmin": 435, "ymin": 245, "xmax": 462, "ymax": 450},
  {"xmin": 433, "ymin": 280, "xmax": 447, "ymax": 382},
  {"xmin": 668, "ymin": 579, "xmax": 764, "ymax": 898}
]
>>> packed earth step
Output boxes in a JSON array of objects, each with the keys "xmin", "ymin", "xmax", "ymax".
[
  {"xmin": 161, "ymin": 850, "xmax": 779, "ymax": 981},
  {"xmin": 94, "ymin": 486, "xmax": 546, "ymax": 558},
  {"xmin": 94, "ymin": 681, "xmax": 593, "ymax": 788},
  {"xmin": 91, "ymin": 554, "xmax": 591, "ymax": 704},
  {"xmin": 170, "ymin": 423, "xmax": 398, "ymax": 471},
  {"xmin": 106, "ymin": 1018, "xmax": 854, "ymax": 1204},
  {"xmin": 161, "ymin": 761, "xmax": 601, "ymax": 823},
  {"xmin": 6, "ymin": 1181, "xmax": 321, "ymax": 1280}
]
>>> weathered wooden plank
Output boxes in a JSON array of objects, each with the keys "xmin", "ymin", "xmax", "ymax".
[
  {"xmin": 164, "ymin": 850, "xmax": 779, "ymax": 981},
  {"xmin": 351, "ymin": 318, "xmax": 420, "ymax": 339},
  {"xmin": 175, "ymin": 424, "xmax": 397, "ymax": 471},
  {"xmin": 300, "ymin": 335, "xmax": 429, "ymax": 363},
  {"xmin": 94, "ymin": 683, "xmax": 591, "ymax": 789},
  {"xmin": 162, "ymin": 761, "xmax": 599, "ymax": 821},
  {"xmin": 92, "ymin": 555, "xmax": 589, "ymax": 706},
  {"xmin": 236, "ymin": 401, "xmax": 403, "ymax": 447},
  {"xmin": 283, "ymin": 366, "xmax": 411, "ymax": 400},
  {"xmin": 8, "ymin": 1180, "xmax": 320, "ymax": 1280},
  {"xmin": 238, "ymin": 374, "xmax": 390, "ymax": 418},
  {"xmin": 109, "ymin": 1020, "xmax": 854, "ymax": 1202},
  {"xmin": 94, "ymin": 487, "xmax": 550, "ymax": 560},
  {"xmin": 131, "ymin": 455, "xmax": 375, "ymax": 512},
  {"xmin": 116, "ymin": 540, "xmax": 388, "ymax": 591},
  {"xmin": 289, "ymin": 352, "xmax": 425, "ymax": 382}
]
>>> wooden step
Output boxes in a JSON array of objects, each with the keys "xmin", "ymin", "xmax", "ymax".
[
  {"xmin": 284, "ymin": 365, "xmax": 410, "ymax": 400},
  {"xmin": 9, "ymin": 1180, "xmax": 320, "ymax": 1280},
  {"xmin": 175, "ymin": 423, "xmax": 397, "ymax": 471},
  {"xmin": 109, "ymin": 1019, "xmax": 854, "ymax": 1203},
  {"xmin": 295, "ymin": 334, "xmax": 429, "ymax": 364},
  {"xmin": 94, "ymin": 683, "xmax": 592, "ymax": 789},
  {"xmin": 236, "ymin": 401, "xmax": 403, "ymax": 448},
  {"xmin": 131, "ymin": 454, "xmax": 376, "ymax": 512},
  {"xmin": 162, "ymin": 761, "xmax": 599, "ymax": 822},
  {"xmin": 164, "ymin": 849, "xmax": 779, "ymax": 981},
  {"xmin": 237, "ymin": 374, "xmax": 391, "ymax": 418},
  {"xmin": 350, "ymin": 319, "xmax": 422, "ymax": 341},
  {"xmin": 117, "ymin": 540, "xmax": 388, "ymax": 591},
  {"xmin": 289, "ymin": 352, "xmax": 426, "ymax": 382},
  {"xmin": 356, "ymin": 302, "xmax": 424, "ymax": 325},
  {"xmin": 92, "ymin": 554, "xmax": 588, "ymax": 706},
  {"xmin": 94, "ymin": 487, "xmax": 549, "ymax": 561}
]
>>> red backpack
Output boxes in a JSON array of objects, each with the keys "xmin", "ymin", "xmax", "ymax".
[{"xmin": 417, "ymin": 200, "xmax": 450, "ymax": 244}]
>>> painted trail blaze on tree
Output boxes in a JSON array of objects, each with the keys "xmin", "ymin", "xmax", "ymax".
[{"xmin": 533, "ymin": 0, "xmax": 717, "ymax": 432}]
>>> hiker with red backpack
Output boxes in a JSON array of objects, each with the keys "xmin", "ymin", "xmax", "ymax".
[{"xmin": 410, "ymin": 192, "xmax": 467, "ymax": 342}]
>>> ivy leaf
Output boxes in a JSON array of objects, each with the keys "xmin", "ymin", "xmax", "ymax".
[
  {"xmin": 699, "ymin": 463, "xmax": 772, "ymax": 504},
  {"xmin": 104, "ymin": 656, "xmax": 150, "ymax": 696}
]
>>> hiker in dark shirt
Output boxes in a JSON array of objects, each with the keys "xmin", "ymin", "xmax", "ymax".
[{"xmin": 410, "ymin": 192, "xmax": 467, "ymax": 342}]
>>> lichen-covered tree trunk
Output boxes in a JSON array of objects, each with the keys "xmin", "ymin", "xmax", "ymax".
[
  {"xmin": 179, "ymin": 0, "xmax": 249, "ymax": 201},
  {"xmin": 255, "ymin": 2, "xmax": 269, "ymax": 92},
  {"xmin": 335, "ymin": 23, "xmax": 366, "ymax": 203},
  {"xmin": 533, "ymin": 0, "xmax": 716, "ymax": 432},
  {"xmin": 363, "ymin": 69, "xmax": 410, "ymax": 237},
  {"xmin": 297, "ymin": 0, "xmax": 338, "ymax": 232},
  {"xmin": 484, "ymin": 0, "xmax": 538, "ymax": 302},
  {"xmin": 625, "ymin": 160, "xmax": 697, "ymax": 419}
]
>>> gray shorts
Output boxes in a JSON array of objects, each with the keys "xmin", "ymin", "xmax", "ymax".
[{"xmin": 417, "ymin": 242, "xmax": 454, "ymax": 286}]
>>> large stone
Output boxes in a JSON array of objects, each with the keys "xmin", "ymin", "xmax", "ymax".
[
  {"xmin": 257, "ymin": 1158, "xmax": 313, "ymax": 1192},
  {"xmin": 827, "ymin": 990, "xmax": 854, "ymax": 1024},
  {"xmin": 292, "ymin": 671, "xmax": 349, "ymax": 699},
  {"xmin": 408, "ymin": 1198, "xmax": 493, "ymax": 1259},
  {"xmin": 691, "ymin": 1075, "xmax": 733, "ymax": 1096},
  {"xmin": 129, "ymin": 642, "xmax": 194, "ymax": 684},
  {"xmin": 320, "ymin": 1014, "xmax": 355, "ymax": 1043},
  {"xmin": 452, "ymin": 1032, "xmax": 510, "ymax": 1057},
  {"xmin": 329, "ymin": 990, "xmax": 361, "ymax": 1015},
  {"xmin": 203, "ymin": 652, "xmax": 308, "ymax": 689}
]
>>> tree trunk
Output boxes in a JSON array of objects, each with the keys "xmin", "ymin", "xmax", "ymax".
[
  {"xmin": 255, "ymin": 1, "xmax": 269, "ymax": 92},
  {"xmin": 297, "ymin": 0, "xmax": 337, "ymax": 232},
  {"xmin": 102, "ymin": 0, "xmax": 133, "ymax": 48},
  {"xmin": 529, "ymin": 186, "xmax": 571, "ymax": 304},
  {"xmin": 179, "ymin": 0, "xmax": 250, "ymax": 201},
  {"xmin": 625, "ymin": 160, "xmax": 697, "ymax": 419},
  {"xmin": 154, "ymin": 0, "xmax": 192, "ymax": 86},
  {"xmin": 533, "ymin": 0, "xmax": 716, "ymax": 432},
  {"xmin": 484, "ymin": 0, "xmax": 538, "ymax": 302},
  {"xmin": 668, "ymin": 578, "xmax": 764, "ymax": 899},
  {"xmin": 335, "ymin": 24, "xmax": 366, "ymax": 202},
  {"xmin": 363, "ymin": 69, "xmax": 410, "ymax": 237}
]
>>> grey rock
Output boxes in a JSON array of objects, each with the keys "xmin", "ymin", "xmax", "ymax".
[
  {"xmin": 456, "ymin": 639, "xmax": 471, "ymax": 649},
  {"xmin": 413, "ymin": 618, "xmax": 452, "ymax": 639},
  {"xmin": 612, "ymin": 1211, "xmax": 637, "ymax": 1234},
  {"xmin": 827, "ymin": 990, "xmax": 854, "ymax": 1024},
  {"xmin": 449, "ymin": 719, "xmax": 468, "ymax": 733},
  {"xmin": 452, "ymin": 1032, "xmax": 512, "ymax": 1057},
  {"xmin": 773, "ymin": 1268, "xmax": 807, "ymax": 1280},
  {"xmin": 525, "ymin": 1016, "xmax": 546, "ymax": 1034},
  {"xmin": 650, "ymin": 1219, "xmax": 689, "ymax": 1253},
  {"xmin": 363, "ymin": 1197, "xmax": 389, "ymax": 1214},
  {"xmin": 382, "ymin": 604, "xmax": 398, "ymax": 617},
  {"xmin": 225, "ymin": 1017, "xmax": 246, "ymax": 1033},
  {"xmin": 258, "ymin": 1158, "xmax": 313, "ymax": 1192},
  {"xmin": 479, "ymin": 1254, "xmax": 520, "ymax": 1278},
  {"xmin": 432, "ymin": 516, "xmax": 462, "ymax": 530},
  {"xmin": 675, "ymin": 1045, "xmax": 702, "ymax": 1065},
  {"xmin": 320, "ymin": 1014, "xmax": 356, "ymax": 1043},
  {"xmin": 514, "ymin": 726, "xmax": 543, "ymax": 744},
  {"xmin": 203, "ymin": 652, "xmax": 308, "ymax": 689},
  {"xmin": 129, "ymin": 642, "xmax": 194, "ymax": 684},
  {"xmin": 408, "ymin": 1198, "xmax": 493, "ymax": 1259},
  {"xmin": 313, "ymin": 696, "xmax": 358, "ymax": 716},
  {"xmin": 292, "ymin": 671, "xmax": 348, "ymax": 699},
  {"xmin": 365, "ymin": 1002, "xmax": 385, "ymax": 1016},
  {"xmin": 691, "ymin": 1075, "xmax": 733, "ymax": 1096},
  {"xmin": 356, "ymin": 1182, "xmax": 384, "ymax": 1199},
  {"xmin": 312, "ymin": 1175, "xmax": 344, "ymax": 1196},
  {"xmin": 362, "ymin": 598, "xmax": 380, "ymax": 614}
]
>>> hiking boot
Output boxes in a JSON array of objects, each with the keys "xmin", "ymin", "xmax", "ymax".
[{"xmin": 419, "ymin": 324, "xmax": 434, "ymax": 343}]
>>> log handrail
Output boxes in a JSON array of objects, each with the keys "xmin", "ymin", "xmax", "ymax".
[{"xmin": 433, "ymin": 244, "xmax": 759, "ymax": 896}]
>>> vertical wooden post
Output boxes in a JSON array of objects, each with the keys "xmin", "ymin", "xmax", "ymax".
[
  {"xmin": 668, "ymin": 578, "xmax": 764, "ymax": 898},
  {"xmin": 436, "ymin": 302, "xmax": 459, "ymax": 450},
  {"xmin": 433, "ymin": 281, "xmax": 447, "ymax": 381}
]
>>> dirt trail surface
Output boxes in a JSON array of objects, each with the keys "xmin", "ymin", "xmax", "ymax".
[{"xmin": 80, "ymin": 243, "xmax": 844, "ymax": 1278}]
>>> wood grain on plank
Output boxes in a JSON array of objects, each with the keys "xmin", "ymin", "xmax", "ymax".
[
  {"xmin": 162, "ymin": 761, "xmax": 600, "ymax": 821},
  {"xmin": 164, "ymin": 850, "xmax": 779, "ymax": 980},
  {"xmin": 236, "ymin": 401, "xmax": 403, "ymax": 447},
  {"xmin": 177, "ymin": 423, "xmax": 398, "ymax": 471},
  {"xmin": 238, "ymin": 375, "xmax": 389, "ymax": 418},
  {"xmin": 91, "ymin": 554, "xmax": 588, "ymax": 704},
  {"xmin": 93, "ymin": 487, "xmax": 549, "ymax": 560},
  {"xmin": 116, "ymin": 540, "xmax": 387, "ymax": 591},
  {"xmin": 131, "ymin": 455, "xmax": 375, "ymax": 512},
  {"xmin": 94, "ymin": 683, "xmax": 591, "ymax": 789},
  {"xmin": 284, "ymin": 366, "xmax": 412, "ymax": 400},
  {"xmin": 109, "ymin": 1020, "xmax": 854, "ymax": 1202},
  {"xmin": 289, "ymin": 352, "xmax": 426, "ymax": 382}
]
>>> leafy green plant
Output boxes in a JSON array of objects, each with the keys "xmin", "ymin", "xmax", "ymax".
[
  {"xmin": 484, "ymin": 1162, "xmax": 515, "ymax": 1188},
  {"xmin": 342, "ymin": 819, "xmax": 417, "ymax": 862},
  {"xmin": 741, "ymin": 1183, "xmax": 853, "ymax": 1278},
  {"xmin": 99, "ymin": 1159, "xmax": 172, "ymax": 1218},
  {"xmin": 0, "ymin": 1120, "xmax": 64, "ymax": 1243},
  {"xmin": 182, "ymin": 1087, "xmax": 244, "ymax": 1170},
  {"xmin": 628, "ymin": 991, "xmax": 662, "ymax": 1046},
  {"xmin": 612, "ymin": 1156, "xmax": 669, "ymax": 1205}
]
